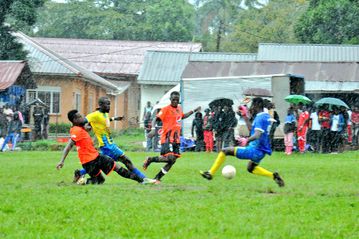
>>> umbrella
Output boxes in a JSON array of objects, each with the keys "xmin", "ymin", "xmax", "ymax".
[
  {"xmin": 285, "ymin": 95, "xmax": 312, "ymax": 105},
  {"xmin": 209, "ymin": 98, "xmax": 234, "ymax": 109},
  {"xmin": 314, "ymin": 97, "xmax": 349, "ymax": 109}
]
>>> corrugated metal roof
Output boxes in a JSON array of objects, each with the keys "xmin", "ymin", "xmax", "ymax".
[
  {"xmin": 0, "ymin": 61, "xmax": 26, "ymax": 90},
  {"xmin": 138, "ymin": 51, "xmax": 257, "ymax": 84},
  {"xmin": 258, "ymin": 43, "xmax": 359, "ymax": 62},
  {"xmin": 33, "ymin": 37, "xmax": 203, "ymax": 75},
  {"xmin": 14, "ymin": 32, "xmax": 123, "ymax": 94}
]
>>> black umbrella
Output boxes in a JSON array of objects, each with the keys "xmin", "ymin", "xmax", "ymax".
[{"xmin": 209, "ymin": 98, "xmax": 234, "ymax": 109}]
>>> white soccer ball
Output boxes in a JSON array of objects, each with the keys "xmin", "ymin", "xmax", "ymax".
[{"xmin": 222, "ymin": 165, "xmax": 236, "ymax": 179}]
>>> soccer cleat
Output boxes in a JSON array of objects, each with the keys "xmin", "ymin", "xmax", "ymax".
[
  {"xmin": 273, "ymin": 172, "xmax": 285, "ymax": 187},
  {"xmin": 200, "ymin": 171, "xmax": 213, "ymax": 180},
  {"xmin": 141, "ymin": 178, "xmax": 157, "ymax": 185},
  {"xmin": 143, "ymin": 157, "xmax": 152, "ymax": 170},
  {"xmin": 73, "ymin": 169, "xmax": 82, "ymax": 183}
]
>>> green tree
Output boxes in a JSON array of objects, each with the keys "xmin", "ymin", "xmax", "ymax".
[
  {"xmin": 295, "ymin": 0, "xmax": 359, "ymax": 44},
  {"xmin": 225, "ymin": 0, "xmax": 308, "ymax": 52},
  {"xmin": 32, "ymin": 0, "xmax": 195, "ymax": 42},
  {"xmin": 0, "ymin": 0, "xmax": 44, "ymax": 60}
]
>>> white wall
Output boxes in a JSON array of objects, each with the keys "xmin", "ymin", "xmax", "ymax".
[{"xmin": 140, "ymin": 84, "xmax": 174, "ymax": 127}]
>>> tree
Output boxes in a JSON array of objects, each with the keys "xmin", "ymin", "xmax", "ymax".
[
  {"xmin": 295, "ymin": 0, "xmax": 359, "ymax": 44},
  {"xmin": 32, "ymin": 0, "xmax": 195, "ymax": 42},
  {"xmin": 225, "ymin": 0, "xmax": 308, "ymax": 52},
  {"xmin": 0, "ymin": 0, "xmax": 44, "ymax": 60}
]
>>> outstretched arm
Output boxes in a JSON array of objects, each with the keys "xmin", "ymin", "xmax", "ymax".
[
  {"xmin": 183, "ymin": 106, "xmax": 201, "ymax": 119},
  {"xmin": 110, "ymin": 116, "xmax": 125, "ymax": 121},
  {"xmin": 56, "ymin": 139, "xmax": 75, "ymax": 170}
]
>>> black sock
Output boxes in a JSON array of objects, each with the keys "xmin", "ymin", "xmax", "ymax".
[
  {"xmin": 155, "ymin": 170, "xmax": 165, "ymax": 181},
  {"xmin": 150, "ymin": 156, "xmax": 160, "ymax": 162},
  {"xmin": 115, "ymin": 167, "xmax": 143, "ymax": 183}
]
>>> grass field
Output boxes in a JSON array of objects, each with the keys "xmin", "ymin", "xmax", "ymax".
[{"xmin": 0, "ymin": 150, "xmax": 358, "ymax": 238}]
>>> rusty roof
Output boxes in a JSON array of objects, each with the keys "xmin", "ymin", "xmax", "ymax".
[
  {"xmin": 33, "ymin": 37, "xmax": 202, "ymax": 75},
  {"xmin": 0, "ymin": 61, "xmax": 26, "ymax": 90}
]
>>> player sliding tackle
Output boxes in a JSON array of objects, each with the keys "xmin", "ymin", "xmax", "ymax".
[
  {"xmin": 56, "ymin": 110, "xmax": 156, "ymax": 185},
  {"xmin": 200, "ymin": 97, "xmax": 285, "ymax": 187}
]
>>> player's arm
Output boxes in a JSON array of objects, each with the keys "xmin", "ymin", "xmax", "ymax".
[
  {"xmin": 56, "ymin": 139, "xmax": 75, "ymax": 170},
  {"xmin": 110, "ymin": 116, "xmax": 125, "ymax": 121},
  {"xmin": 183, "ymin": 106, "xmax": 201, "ymax": 119},
  {"xmin": 247, "ymin": 129, "xmax": 262, "ymax": 143}
]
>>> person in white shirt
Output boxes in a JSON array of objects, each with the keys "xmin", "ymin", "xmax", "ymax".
[{"xmin": 309, "ymin": 107, "xmax": 321, "ymax": 152}]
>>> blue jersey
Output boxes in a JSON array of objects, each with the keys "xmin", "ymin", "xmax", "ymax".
[{"xmin": 249, "ymin": 112, "xmax": 272, "ymax": 155}]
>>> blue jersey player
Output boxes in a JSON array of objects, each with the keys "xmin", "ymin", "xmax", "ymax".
[{"xmin": 200, "ymin": 97, "xmax": 285, "ymax": 187}]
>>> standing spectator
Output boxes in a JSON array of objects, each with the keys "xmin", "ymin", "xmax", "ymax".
[
  {"xmin": 222, "ymin": 105, "xmax": 238, "ymax": 148},
  {"xmin": 319, "ymin": 104, "xmax": 331, "ymax": 153},
  {"xmin": 191, "ymin": 112, "xmax": 204, "ymax": 151},
  {"xmin": 351, "ymin": 105, "xmax": 359, "ymax": 147},
  {"xmin": 42, "ymin": 108, "xmax": 49, "ymax": 139},
  {"xmin": 1, "ymin": 112, "xmax": 22, "ymax": 152},
  {"xmin": 0, "ymin": 107, "xmax": 8, "ymax": 138},
  {"xmin": 283, "ymin": 107, "xmax": 296, "ymax": 155},
  {"xmin": 347, "ymin": 108, "xmax": 352, "ymax": 144},
  {"xmin": 151, "ymin": 108, "xmax": 162, "ymax": 152},
  {"xmin": 268, "ymin": 102, "xmax": 280, "ymax": 150},
  {"xmin": 143, "ymin": 101, "xmax": 153, "ymax": 122},
  {"xmin": 329, "ymin": 107, "xmax": 345, "ymax": 154},
  {"xmin": 3, "ymin": 104, "xmax": 13, "ymax": 122},
  {"xmin": 212, "ymin": 106, "xmax": 225, "ymax": 152},
  {"xmin": 144, "ymin": 111, "xmax": 153, "ymax": 152},
  {"xmin": 309, "ymin": 107, "xmax": 321, "ymax": 152},
  {"xmin": 33, "ymin": 105, "xmax": 43, "ymax": 140},
  {"xmin": 297, "ymin": 103, "xmax": 310, "ymax": 153},
  {"xmin": 203, "ymin": 108, "xmax": 214, "ymax": 152}
]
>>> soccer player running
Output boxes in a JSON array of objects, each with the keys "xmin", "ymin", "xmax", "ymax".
[
  {"xmin": 200, "ymin": 97, "xmax": 285, "ymax": 187},
  {"xmin": 143, "ymin": 91, "xmax": 200, "ymax": 184},
  {"xmin": 56, "ymin": 110, "xmax": 155, "ymax": 185},
  {"xmin": 74, "ymin": 96, "xmax": 147, "ymax": 181}
]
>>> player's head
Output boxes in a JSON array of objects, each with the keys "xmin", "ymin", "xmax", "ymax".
[
  {"xmin": 98, "ymin": 96, "xmax": 111, "ymax": 113},
  {"xmin": 67, "ymin": 109, "xmax": 84, "ymax": 126},
  {"xmin": 170, "ymin": 91, "xmax": 180, "ymax": 107},
  {"xmin": 250, "ymin": 97, "xmax": 264, "ymax": 115}
]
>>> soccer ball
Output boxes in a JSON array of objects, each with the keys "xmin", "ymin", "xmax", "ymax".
[
  {"xmin": 76, "ymin": 177, "xmax": 87, "ymax": 185},
  {"xmin": 222, "ymin": 165, "xmax": 236, "ymax": 179}
]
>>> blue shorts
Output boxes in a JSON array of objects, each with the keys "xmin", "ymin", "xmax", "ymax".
[
  {"xmin": 99, "ymin": 143, "xmax": 124, "ymax": 161},
  {"xmin": 234, "ymin": 146, "xmax": 265, "ymax": 164}
]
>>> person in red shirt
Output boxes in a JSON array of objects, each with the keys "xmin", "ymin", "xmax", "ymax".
[
  {"xmin": 143, "ymin": 91, "xmax": 200, "ymax": 184},
  {"xmin": 56, "ymin": 110, "xmax": 155, "ymax": 185},
  {"xmin": 318, "ymin": 104, "xmax": 331, "ymax": 153},
  {"xmin": 297, "ymin": 103, "xmax": 310, "ymax": 153},
  {"xmin": 351, "ymin": 105, "xmax": 359, "ymax": 146}
]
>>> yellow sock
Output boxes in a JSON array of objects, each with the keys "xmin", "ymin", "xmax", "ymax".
[
  {"xmin": 209, "ymin": 151, "xmax": 226, "ymax": 175},
  {"xmin": 252, "ymin": 166, "xmax": 273, "ymax": 178}
]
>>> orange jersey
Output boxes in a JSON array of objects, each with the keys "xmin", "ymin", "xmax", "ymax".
[
  {"xmin": 157, "ymin": 105, "xmax": 184, "ymax": 144},
  {"xmin": 70, "ymin": 126, "xmax": 99, "ymax": 164}
]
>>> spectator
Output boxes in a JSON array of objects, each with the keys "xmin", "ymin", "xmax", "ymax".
[
  {"xmin": 143, "ymin": 101, "xmax": 153, "ymax": 122},
  {"xmin": 3, "ymin": 104, "xmax": 13, "ymax": 122},
  {"xmin": 151, "ymin": 108, "xmax": 162, "ymax": 152},
  {"xmin": 283, "ymin": 107, "xmax": 296, "ymax": 155},
  {"xmin": 268, "ymin": 102, "xmax": 280, "ymax": 150},
  {"xmin": 222, "ymin": 105, "xmax": 238, "ymax": 148},
  {"xmin": 33, "ymin": 105, "xmax": 43, "ymax": 140},
  {"xmin": 42, "ymin": 108, "xmax": 49, "ymax": 139},
  {"xmin": 319, "ymin": 104, "xmax": 331, "ymax": 153},
  {"xmin": 1, "ymin": 112, "xmax": 22, "ymax": 152},
  {"xmin": 351, "ymin": 105, "xmax": 359, "ymax": 147},
  {"xmin": 203, "ymin": 108, "xmax": 214, "ymax": 152},
  {"xmin": 0, "ymin": 107, "xmax": 7, "ymax": 138},
  {"xmin": 212, "ymin": 106, "xmax": 225, "ymax": 152},
  {"xmin": 309, "ymin": 107, "xmax": 321, "ymax": 152},
  {"xmin": 347, "ymin": 108, "xmax": 352, "ymax": 144},
  {"xmin": 297, "ymin": 103, "xmax": 310, "ymax": 153},
  {"xmin": 191, "ymin": 112, "xmax": 204, "ymax": 151},
  {"xmin": 144, "ymin": 111, "xmax": 153, "ymax": 152},
  {"xmin": 329, "ymin": 107, "xmax": 345, "ymax": 154}
]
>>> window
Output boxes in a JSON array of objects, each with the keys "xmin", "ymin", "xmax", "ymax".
[
  {"xmin": 75, "ymin": 93, "xmax": 81, "ymax": 111},
  {"xmin": 27, "ymin": 87, "xmax": 61, "ymax": 114}
]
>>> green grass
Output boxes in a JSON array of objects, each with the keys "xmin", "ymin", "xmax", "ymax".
[{"xmin": 0, "ymin": 150, "xmax": 358, "ymax": 238}]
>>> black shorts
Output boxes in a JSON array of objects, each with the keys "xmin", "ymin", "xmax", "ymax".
[
  {"xmin": 82, "ymin": 154, "xmax": 116, "ymax": 177},
  {"xmin": 161, "ymin": 142, "xmax": 181, "ymax": 157}
]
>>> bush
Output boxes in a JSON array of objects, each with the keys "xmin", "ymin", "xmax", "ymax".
[
  {"xmin": 17, "ymin": 140, "xmax": 67, "ymax": 151},
  {"xmin": 49, "ymin": 123, "xmax": 72, "ymax": 134}
]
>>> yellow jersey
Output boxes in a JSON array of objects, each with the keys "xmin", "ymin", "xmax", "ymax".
[{"xmin": 86, "ymin": 111, "xmax": 112, "ymax": 147}]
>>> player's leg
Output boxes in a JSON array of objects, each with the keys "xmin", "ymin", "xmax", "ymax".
[
  {"xmin": 143, "ymin": 142, "xmax": 175, "ymax": 170},
  {"xmin": 200, "ymin": 147, "xmax": 235, "ymax": 180},
  {"xmin": 153, "ymin": 155, "xmax": 178, "ymax": 182},
  {"xmin": 82, "ymin": 159, "xmax": 106, "ymax": 185},
  {"xmin": 247, "ymin": 161, "xmax": 285, "ymax": 187}
]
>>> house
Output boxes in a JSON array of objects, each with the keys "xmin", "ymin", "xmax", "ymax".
[
  {"xmin": 33, "ymin": 37, "xmax": 202, "ymax": 126},
  {"xmin": 137, "ymin": 50, "xmax": 257, "ymax": 121},
  {"xmin": 14, "ymin": 32, "xmax": 129, "ymax": 129}
]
